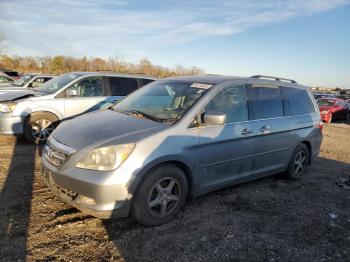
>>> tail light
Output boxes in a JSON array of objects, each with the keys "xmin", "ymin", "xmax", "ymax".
[{"xmin": 318, "ymin": 119, "xmax": 323, "ymax": 132}]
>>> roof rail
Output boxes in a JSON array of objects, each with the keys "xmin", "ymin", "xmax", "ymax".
[{"xmin": 251, "ymin": 75, "xmax": 297, "ymax": 84}]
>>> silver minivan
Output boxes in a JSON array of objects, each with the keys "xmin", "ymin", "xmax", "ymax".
[
  {"xmin": 0, "ymin": 72, "xmax": 155, "ymax": 143},
  {"xmin": 41, "ymin": 75, "xmax": 323, "ymax": 226}
]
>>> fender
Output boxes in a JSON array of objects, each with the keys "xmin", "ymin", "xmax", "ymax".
[{"xmin": 129, "ymin": 154, "xmax": 198, "ymax": 198}]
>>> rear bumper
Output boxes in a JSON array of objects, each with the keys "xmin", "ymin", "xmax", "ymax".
[
  {"xmin": 0, "ymin": 115, "xmax": 23, "ymax": 135},
  {"xmin": 320, "ymin": 112, "xmax": 331, "ymax": 123}
]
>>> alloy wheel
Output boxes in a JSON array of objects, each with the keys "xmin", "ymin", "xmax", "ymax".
[
  {"xmin": 147, "ymin": 177, "xmax": 181, "ymax": 217},
  {"xmin": 31, "ymin": 119, "xmax": 54, "ymax": 141},
  {"xmin": 294, "ymin": 151, "xmax": 307, "ymax": 174}
]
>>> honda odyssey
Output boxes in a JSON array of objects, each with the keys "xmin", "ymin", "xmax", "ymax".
[{"xmin": 41, "ymin": 75, "xmax": 323, "ymax": 226}]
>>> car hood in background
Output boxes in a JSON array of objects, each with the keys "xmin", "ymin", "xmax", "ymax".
[
  {"xmin": 52, "ymin": 109, "xmax": 168, "ymax": 150},
  {"xmin": 0, "ymin": 89, "xmax": 43, "ymax": 102}
]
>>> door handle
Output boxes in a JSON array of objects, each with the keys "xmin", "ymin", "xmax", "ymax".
[
  {"xmin": 241, "ymin": 128, "xmax": 253, "ymax": 135},
  {"xmin": 259, "ymin": 125, "xmax": 271, "ymax": 134}
]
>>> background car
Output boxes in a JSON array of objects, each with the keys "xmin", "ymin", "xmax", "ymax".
[
  {"xmin": 0, "ymin": 75, "xmax": 14, "ymax": 86},
  {"xmin": 0, "ymin": 69, "xmax": 21, "ymax": 80},
  {"xmin": 0, "ymin": 72, "xmax": 156, "ymax": 143},
  {"xmin": 318, "ymin": 98, "xmax": 349, "ymax": 123}
]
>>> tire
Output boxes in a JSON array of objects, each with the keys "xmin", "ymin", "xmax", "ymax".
[
  {"xmin": 286, "ymin": 143, "xmax": 310, "ymax": 180},
  {"xmin": 24, "ymin": 112, "xmax": 59, "ymax": 144},
  {"xmin": 131, "ymin": 164, "xmax": 188, "ymax": 226}
]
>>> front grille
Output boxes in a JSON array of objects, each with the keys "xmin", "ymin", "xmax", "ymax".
[{"xmin": 44, "ymin": 143, "xmax": 69, "ymax": 168}]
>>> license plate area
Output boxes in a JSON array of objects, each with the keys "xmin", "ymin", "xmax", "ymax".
[{"xmin": 43, "ymin": 167, "xmax": 78, "ymax": 201}]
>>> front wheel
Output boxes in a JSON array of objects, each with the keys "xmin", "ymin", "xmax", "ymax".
[
  {"xmin": 286, "ymin": 144, "xmax": 310, "ymax": 180},
  {"xmin": 24, "ymin": 112, "xmax": 59, "ymax": 144},
  {"xmin": 131, "ymin": 164, "xmax": 188, "ymax": 226}
]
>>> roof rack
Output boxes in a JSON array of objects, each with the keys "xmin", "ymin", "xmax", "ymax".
[{"xmin": 251, "ymin": 75, "xmax": 297, "ymax": 84}]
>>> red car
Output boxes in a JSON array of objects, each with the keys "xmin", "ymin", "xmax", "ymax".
[{"xmin": 318, "ymin": 98, "xmax": 349, "ymax": 123}]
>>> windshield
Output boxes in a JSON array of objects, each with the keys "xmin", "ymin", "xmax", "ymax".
[
  {"xmin": 36, "ymin": 73, "xmax": 81, "ymax": 93},
  {"xmin": 13, "ymin": 75, "xmax": 33, "ymax": 86},
  {"xmin": 317, "ymin": 99, "xmax": 335, "ymax": 107},
  {"xmin": 112, "ymin": 80, "xmax": 212, "ymax": 123}
]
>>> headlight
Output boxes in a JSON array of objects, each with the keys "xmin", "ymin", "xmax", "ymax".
[
  {"xmin": 0, "ymin": 102, "xmax": 16, "ymax": 113},
  {"xmin": 321, "ymin": 110, "xmax": 329, "ymax": 114},
  {"xmin": 76, "ymin": 144, "xmax": 135, "ymax": 171}
]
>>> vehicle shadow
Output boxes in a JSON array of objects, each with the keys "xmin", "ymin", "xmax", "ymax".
[
  {"xmin": 0, "ymin": 136, "xmax": 42, "ymax": 261},
  {"xmin": 102, "ymin": 156, "xmax": 350, "ymax": 261}
]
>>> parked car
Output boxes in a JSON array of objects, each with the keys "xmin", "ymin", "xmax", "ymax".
[
  {"xmin": 317, "ymin": 98, "xmax": 349, "ymax": 123},
  {"xmin": 312, "ymin": 92, "xmax": 336, "ymax": 100},
  {"xmin": 0, "ymin": 75, "xmax": 14, "ymax": 86},
  {"xmin": 0, "ymin": 74, "xmax": 55, "ymax": 94},
  {"xmin": 0, "ymin": 69, "xmax": 21, "ymax": 80},
  {"xmin": 41, "ymin": 75, "xmax": 323, "ymax": 226},
  {"xmin": 0, "ymin": 72, "xmax": 156, "ymax": 143}
]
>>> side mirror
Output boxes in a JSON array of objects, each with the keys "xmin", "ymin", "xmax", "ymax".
[
  {"xmin": 66, "ymin": 89, "xmax": 77, "ymax": 97},
  {"xmin": 203, "ymin": 111, "xmax": 226, "ymax": 125}
]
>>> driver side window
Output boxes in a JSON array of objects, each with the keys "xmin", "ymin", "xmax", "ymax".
[
  {"xmin": 66, "ymin": 77, "xmax": 103, "ymax": 97},
  {"xmin": 202, "ymin": 84, "xmax": 248, "ymax": 124}
]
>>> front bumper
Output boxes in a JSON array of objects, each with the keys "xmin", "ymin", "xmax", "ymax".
[
  {"xmin": 0, "ymin": 115, "xmax": 23, "ymax": 135},
  {"xmin": 41, "ymin": 152, "xmax": 136, "ymax": 219}
]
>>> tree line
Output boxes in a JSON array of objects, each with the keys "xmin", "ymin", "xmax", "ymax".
[{"xmin": 0, "ymin": 55, "xmax": 204, "ymax": 78}]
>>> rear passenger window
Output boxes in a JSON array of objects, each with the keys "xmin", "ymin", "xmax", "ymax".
[
  {"xmin": 109, "ymin": 77, "xmax": 138, "ymax": 96},
  {"xmin": 282, "ymin": 87, "xmax": 315, "ymax": 115},
  {"xmin": 251, "ymin": 86, "xmax": 284, "ymax": 119}
]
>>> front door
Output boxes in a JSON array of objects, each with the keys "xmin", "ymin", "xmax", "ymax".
[
  {"xmin": 63, "ymin": 76, "xmax": 106, "ymax": 118},
  {"xmin": 196, "ymin": 84, "xmax": 254, "ymax": 192}
]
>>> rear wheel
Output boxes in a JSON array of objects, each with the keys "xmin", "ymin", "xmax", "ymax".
[
  {"xmin": 286, "ymin": 144, "xmax": 310, "ymax": 180},
  {"xmin": 24, "ymin": 112, "xmax": 59, "ymax": 144},
  {"xmin": 131, "ymin": 164, "xmax": 188, "ymax": 226}
]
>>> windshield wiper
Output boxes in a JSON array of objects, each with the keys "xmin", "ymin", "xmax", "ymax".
[{"xmin": 124, "ymin": 110, "xmax": 162, "ymax": 123}]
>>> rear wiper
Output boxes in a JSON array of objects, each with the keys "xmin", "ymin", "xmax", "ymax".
[{"xmin": 124, "ymin": 110, "xmax": 162, "ymax": 122}]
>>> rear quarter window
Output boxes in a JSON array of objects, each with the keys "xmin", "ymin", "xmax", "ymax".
[
  {"xmin": 282, "ymin": 87, "xmax": 316, "ymax": 115},
  {"xmin": 141, "ymin": 78, "xmax": 154, "ymax": 87}
]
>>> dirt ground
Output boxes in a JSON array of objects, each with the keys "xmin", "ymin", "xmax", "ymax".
[{"xmin": 0, "ymin": 124, "xmax": 349, "ymax": 262}]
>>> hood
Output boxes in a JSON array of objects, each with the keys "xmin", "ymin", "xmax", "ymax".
[
  {"xmin": 52, "ymin": 109, "xmax": 167, "ymax": 150},
  {"xmin": 0, "ymin": 89, "xmax": 42, "ymax": 102}
]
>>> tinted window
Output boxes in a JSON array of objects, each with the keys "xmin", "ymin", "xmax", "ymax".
[
  {"xmin": 109, "ymin": 77, "xmax": 138, "ymax": 96},
  {"xmin": 66, "ymin": 76, "xmax": 103, "ymax": 97},
  {"xmin": 141, "ymin": 78, "xmax": 154, "ymax": 86},
  {"xmin": 4, "ymin": 71, "xmax": 20, "ymax": 77},
  {"xmin": 251, "ymin": 86, "xmax": 284, "ymax": 119},
  {"xmin": 204, "ymin": 85, "xmax": 248, "ymax": 124},
  {"xmin": 283, "ymin": 87, "xmax": 315, "ymax": 115}
]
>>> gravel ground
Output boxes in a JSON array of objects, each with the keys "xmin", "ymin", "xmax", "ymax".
[{"xmin": 0, "ymin": 124, "xmax": 349, "ymax": 261}]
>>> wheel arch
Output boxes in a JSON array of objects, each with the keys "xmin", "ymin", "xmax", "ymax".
[
  {"xmin": 300, "ymin": 140, "xmax": 312, "ymax": 164},
  {"xmin": 131, "ymin": 157, "xmax": 196, "ymax": 200}
]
